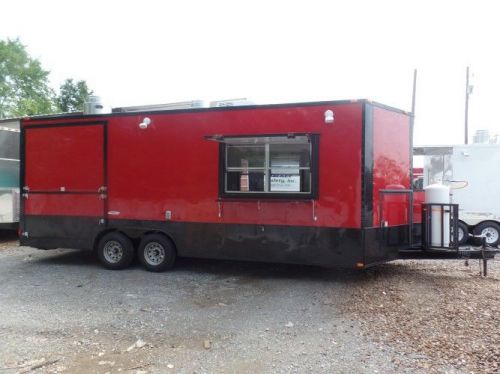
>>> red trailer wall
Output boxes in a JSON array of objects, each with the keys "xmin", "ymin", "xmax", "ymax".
[
  {"xmin": 106, "ymin": 103, "xmax": 363, "ymax": 228},
  {"xmin": 412, "ymin": 190, "xmax": 424, "ymax": 224},
  {"xmin": 372, "ymin": 106, "xmax": 411, "ymax": 227}
]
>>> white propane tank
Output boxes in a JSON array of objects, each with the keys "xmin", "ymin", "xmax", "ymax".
[
  {"xmin": 424, "ymin": 183, "xmax": 451, "ymax": 247},
  {"xmin": 83, "ymin": 96, "xmax": 107, "ymax": 114}
]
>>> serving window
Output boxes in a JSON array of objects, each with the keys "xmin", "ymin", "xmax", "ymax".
[{"xmin": 215, "ymin": 134, "xmax": 318, "ymax": 199}]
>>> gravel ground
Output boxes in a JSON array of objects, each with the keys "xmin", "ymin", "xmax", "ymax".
[
  {"xmin": 0, "ymin": 234, "xmax": 499, "ymax": 373},
  {"xmin": 342, "ymin": 259, "xmax": 500, "ymax": 374}
]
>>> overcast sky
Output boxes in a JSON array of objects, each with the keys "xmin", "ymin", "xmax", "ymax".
[{"xmin": 1, "ymin": 0, "xmax": 499, "ymax": 145}]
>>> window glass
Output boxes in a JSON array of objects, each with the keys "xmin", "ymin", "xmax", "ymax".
[
  {"xmin": 227, "ymin": 145, "xmax": 265, "ymax": 168},
  {"xmin": 270, "ymin": 143, "xmax": 310, "ymax": 169},
  {"xmin": 226, "ymin": 171, "xmax": 265, "ymax": 192},
  {"xmin": 222, "ymin": 135, "xmax": 316, "ymax": 196}
]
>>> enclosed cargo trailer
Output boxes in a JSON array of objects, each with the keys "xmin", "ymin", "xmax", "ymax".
[
  {"xmin": 0, "ymin": 120, "xmax": 20, "ymax": 230},
  {"xmin": 21, "ymin": 99, "xmax": 475, "ymax": 271},
  {"xmin": 414, "ymin": 144, "xmax": 500, "ymax": 247}
]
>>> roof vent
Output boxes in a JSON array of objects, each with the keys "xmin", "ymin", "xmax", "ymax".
[
  {"xmin": 209, "ymin": 98, "xmax": 254, "ymax": 107},
  {"xmin": 84, "ymin": 96, "xmax": 108, "ymax": 115}
]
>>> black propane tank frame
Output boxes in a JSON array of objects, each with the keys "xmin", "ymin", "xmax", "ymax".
[{"xmin": 421, "ymin": 203, "xmax": 459, "ymax": 250}]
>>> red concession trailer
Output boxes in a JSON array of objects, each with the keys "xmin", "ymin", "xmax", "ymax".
[{"xmin": 19, "ymin": 100, "xmax": 425, "ymax": 271}]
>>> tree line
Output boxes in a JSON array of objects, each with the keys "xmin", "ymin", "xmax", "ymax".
[{"xmin": 0, "ymin": 39, "xmax": 93, "ymax": 119}]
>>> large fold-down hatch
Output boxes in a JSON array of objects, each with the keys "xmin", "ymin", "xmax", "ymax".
[{"xmin": 204, "ymin": 133, "xmax": 314, "ymax": 144}]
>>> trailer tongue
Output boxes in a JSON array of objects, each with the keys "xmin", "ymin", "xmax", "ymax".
[
  {"xmin": 399, "ymin": 182, "xmax": 498, "ymax": 273},
  {"xmin": 400, "ymin": 237, "xmax": 498, "ymax": 276}
]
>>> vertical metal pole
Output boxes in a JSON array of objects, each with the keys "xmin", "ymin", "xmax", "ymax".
[
  {"xmin": 410, "ymin": 69, "xmax": 417, "ymax": 248},
  {"xmin": 464, "ymin": 66, "xmax": 470, "ymax": 144},
  {"xmin": 482, "ymin": 236, "xmax": 487, "ymax": 277},
  {"xmin": 411, "ymin": 69, "xmax": 417, "ymax": 116},
  {"xmin": 425, "ymin": 205, "xmax": 430, "ymax": 249},
  {"xmin": 440, "ymin": 204, "xmax": 444, "ymax": 247},
  {"xmin": 264, "ymin": 143, "xmax": 270, "ymax": 192},
  {"xmin": 410, "ymin": 69, "xmax": 417, "ymax": 187},
  {"xmin": 409, "ymin": 190, "xmax": 413, "ymax": 247}
]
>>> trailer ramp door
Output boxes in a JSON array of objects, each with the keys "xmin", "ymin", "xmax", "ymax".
[{"xmin": 22, "ymin": 122, "xmax": 107, "ymax": 249}]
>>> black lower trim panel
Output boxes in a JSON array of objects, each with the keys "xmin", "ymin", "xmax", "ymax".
[
  {"xmin": 20, "ymin": 216, "xmax": 412, "ymax": 268},
  {"xmin": 125, "ymin": 220, "xmax": 365, "ymax": 268},
  {"xmin": 0, "ymin": 222, "xmax": 18, "ymax": 230},
  {"xmin": 364, "ymin": 225, "xmax": 409, "ymax": 265},
  {"xmin": 21, "ymin": 215, "xmax": 103, "ymax": 250}
]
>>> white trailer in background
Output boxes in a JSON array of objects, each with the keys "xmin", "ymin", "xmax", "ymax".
[
  {"xmin": 0, "ymin": 119, "xmax": 20, "ymax": 230},
  {"xmin": 414, "ymin": 144, "xmax": 500, "ymax": 247}
]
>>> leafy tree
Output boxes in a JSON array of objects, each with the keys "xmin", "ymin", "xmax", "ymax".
[
  {"xmin": 56, "ymin": 78, "xmax": 93, "ymax": 112},
  {"xmin": 0, "ymin": 39, "xmax": 94, "ymax": 118},
  {"xmin": 0, "ymin": 39, "xmax": 55, "ymax": 118}
]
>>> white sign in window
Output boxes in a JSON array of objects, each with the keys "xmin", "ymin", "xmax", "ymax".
[
  {"xmin": 270, "ymin": 174, "xmax": 300, "ymax": 191},
  {"xmin": 270, "ymin": 158, "xmax": 300, "ymax": 191}
]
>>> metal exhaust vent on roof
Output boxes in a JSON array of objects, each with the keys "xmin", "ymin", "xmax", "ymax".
[
  {"xmin": 84, "ymin": 96, "xmax": 109, "ymax": 115},
  {"xmin": 112, "ymin": 100, "xmax": 208, "ymax": 113}
]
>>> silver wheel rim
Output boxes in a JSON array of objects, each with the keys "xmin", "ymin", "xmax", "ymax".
[
  {"xmin": 103, "ymin": 240, "xmax": 124, "ymax": 264},
  {"xmin": 481, "ymin": 227, "xmax": 499, "ymax": 244},
  {"xmin": 144, "ymin": 242, "xmax": 165, "ymax": 266},
  {"xmin": 458, "ymin": 227, "xmax": 464, "ymax": 242}
]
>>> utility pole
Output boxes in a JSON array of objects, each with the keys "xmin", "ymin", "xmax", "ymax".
[
  {"xmin": 411, "ymin": 68, "xmax": 417, "ymax": 116},
  {"xmin": 410, "ymin": 68, "xmax": 417, "ymax": 202},
  {"xmin": 464, "ymin": 66, "xmax": 470, "ymax": 144}
]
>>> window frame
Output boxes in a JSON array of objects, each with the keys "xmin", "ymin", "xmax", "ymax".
[{"xmin": 218, "ymin": 133, "xmax": 319, "ymax": 200}]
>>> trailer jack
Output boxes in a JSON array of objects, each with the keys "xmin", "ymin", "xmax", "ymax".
[
  {"xmin": 455, "ymin": 237, "xmax": 496, "ymax": 276},
  {"xmin": 466, "ymin": 235, "xmax": 497, "ymax": 277},
  {"xmin": 480, "ymin": 236, "xmax": 490, "ymax": 277},
  {"xmin": 481, "ymin": 257, "xmax": 488, "ymax": 277}
]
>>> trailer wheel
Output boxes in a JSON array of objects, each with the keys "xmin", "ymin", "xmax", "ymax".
[
  {"xmin": 457, "ymin": 221, "xmax": 469, "ymax": 245},
  {"xmin": 138, "ymin": 234, "xmax": 176, "ymax": 272},
  {"xmin": 473, "ymin": 222, "xmax": 500, "ymax": 247},
  {"xmin": 97, "ymin": 232, "xmax": 135, "ymax": 270}
]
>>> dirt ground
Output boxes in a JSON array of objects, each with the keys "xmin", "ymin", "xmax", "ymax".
[{"xmin": 0, "ymin": 234, "xmax": 499, "ymax": 373}]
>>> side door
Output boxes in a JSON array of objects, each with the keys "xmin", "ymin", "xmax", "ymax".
[{"xmin": 22, "ymin": 122, "xmax": 107, "ymax": 249}]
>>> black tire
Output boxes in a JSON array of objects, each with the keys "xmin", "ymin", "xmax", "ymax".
[
  {"xmin": 138, "ymin": 233, "xmax": 176, "ymax": 272},
  {"xmin": 97, "ymin": 232, "xmax": 135, "ymax": 270},
  {"xmin": 473, "ymin": 222, "xmax": 500, "ymax": 247},
  {"xmin": 457, "ymin": 221, "xmax": 469, "ymax": 246}
]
